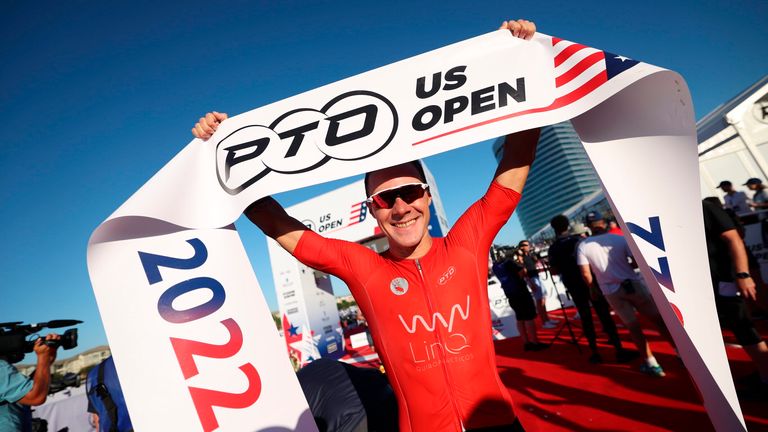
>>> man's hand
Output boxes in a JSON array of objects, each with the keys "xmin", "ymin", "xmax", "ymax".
[
  {"xmin": 499, "ymin": 19, "xmax": 536, "ymax": 40},
  {"xmin": 34, "ymin": 334, "xmax": 59, "ymax": 366},
  {"xmin": 737, "ymin": 276, "xmax": 757, "ymax": 301},
  {"xmin": 192, "ymin": 111, "xmax": 228, "ymax": 140}
]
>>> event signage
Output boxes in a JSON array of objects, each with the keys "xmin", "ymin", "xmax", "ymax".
[{"xmin": 88, "ymin": 30, "xmax": 745, "ymax": 431}]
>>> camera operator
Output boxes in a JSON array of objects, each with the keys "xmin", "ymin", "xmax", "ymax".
[{"xmin": 0, "ymin": 333, "xmax": 60, "ymax": 431}]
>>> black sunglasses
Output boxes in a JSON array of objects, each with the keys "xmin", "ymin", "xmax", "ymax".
[{"xmin": 366, "ymin": 183, "xmax": 429, "ymax": 209}]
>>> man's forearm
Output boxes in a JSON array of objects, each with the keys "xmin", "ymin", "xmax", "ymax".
[
  {"xmin": 493, "ymin": 128, "xmax": 540, "ymax": 193},
  {"xmin": 18, "ymin": 358, "xmax": 53, "ymax": 406},
  {"xmin": 721, "ymin": 229, "xmax": 757, "ymax": 300},
  {"xmin": 722, "ymin": 230, "xmax": 750, "ymax": 274},
  {"xmin": 579, "ymin": 265, "xmax": 593, "ymax": 287}
]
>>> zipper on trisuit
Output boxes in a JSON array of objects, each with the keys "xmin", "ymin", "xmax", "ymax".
[{"xmin": 414, "ymin": 258, "xmax": 464, "ymax": 430}]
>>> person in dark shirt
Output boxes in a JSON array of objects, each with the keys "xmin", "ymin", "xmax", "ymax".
[
  {"xmin": 547, "ymin": 215, "xmax": 633, "ymax": 363},
  {"xmin": 702, "ymin": 199, "xmax": 768, "ymax": 391},
  {"xmin": 492, "ymin": 251, "xmax": 547, "ymax": 351},
  {"xmin": 518, "ymin": 241, "xmax": 557, "ymax": 328}
]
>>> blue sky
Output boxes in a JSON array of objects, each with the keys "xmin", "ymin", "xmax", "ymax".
[{"xmin": 2, "ymin": 0, "xmax": 766, "ymax": 362}]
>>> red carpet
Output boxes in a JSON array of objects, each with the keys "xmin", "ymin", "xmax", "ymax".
[
  {"xmin": 343, "ymin": 308, "xmax": 768, "ymax": 431},
  {"xmin": 498, "ymin": 307, "xmax": 768, "ymax": 431}
]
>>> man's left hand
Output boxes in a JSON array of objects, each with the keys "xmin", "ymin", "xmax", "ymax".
[
  {"xmin": 737, "ymin": 277, "xmax": 757, "ymax": 301},
  {"xmin": 499, "ymin": 19, "xmax": 536, "ymax": 40}
]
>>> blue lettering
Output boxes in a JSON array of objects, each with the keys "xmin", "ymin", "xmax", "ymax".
[
  {"xmin": 627, "ymin": 216, "xmax": 675, "ymax": 292},
  {"xmin": 139, "ymin": 238, "xmax": 207, "ymax": 285}
]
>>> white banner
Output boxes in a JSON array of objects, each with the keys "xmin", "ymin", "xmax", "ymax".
[{"xmin": 88, "ymin": 30, "xmax": 744, "ymax": 431}]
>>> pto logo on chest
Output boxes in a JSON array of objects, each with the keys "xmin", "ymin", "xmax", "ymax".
[
  {"xmin": 437, "ymin": 266, "xmax": 456, "ymax": 285},
  {"xmin": 390, "ymin": 277, "xmax": 409, "ymax": 296}
]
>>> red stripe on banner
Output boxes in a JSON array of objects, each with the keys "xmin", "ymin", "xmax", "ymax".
[
  {"xmin": 555, "ymin": 51, "xmax": 605, "ymax": 87},
  {"xmin": 412, "ymin": 70, "xmax": 608, "ymax": 147},
  {"xmin": 551, "ymin": 37, "xmax": 562, "ymax": 46},
  {"xmin": 554, "ymin": 43, "xmax": 588, "ymax": 67},
  {"xmin": 551, "ymin": 69, "xmax": 608, "ymax": 106}
]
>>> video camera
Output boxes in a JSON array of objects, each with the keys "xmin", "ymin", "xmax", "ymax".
[{"xmin": 0, "ymin": 320, "xmax": 82, "ymax": 363}]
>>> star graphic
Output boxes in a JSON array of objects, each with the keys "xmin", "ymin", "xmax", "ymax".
[
  {"xmin": 615, "ymin": 55, "xmax": 632, "ymax": 62},
  {"xmin": 287, "ymin": 323, "xmax": 299, "ymax": 336}
]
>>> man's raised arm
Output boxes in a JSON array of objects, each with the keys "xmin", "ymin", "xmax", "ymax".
[
  {"xmin": 493, "ymin": 20, "xmax": 539, "ymax": 193},
  {"xmin": 192, "ymin": 113, "xmax": 308, "ymax": 254},
  {"xmin": 244, "ymin": 197, "xmax": 309, "ymax": 254},
  {"xmin": 494, "ymin": 128, "xmax": 540, "ymax": 193}
]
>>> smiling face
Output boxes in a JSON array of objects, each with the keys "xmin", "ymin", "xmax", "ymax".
[{"xmin": 366, "ymin": 163, "xmax": 433, "ymax": 259}]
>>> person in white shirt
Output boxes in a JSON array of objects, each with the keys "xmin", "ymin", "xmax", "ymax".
[
  {"xmin": 717, "ymin": 180, "xmax": 751, "ymax": 214},
  {"xmin": 576, "ymin": 211, "xmax": 672, "ymax": 377}
]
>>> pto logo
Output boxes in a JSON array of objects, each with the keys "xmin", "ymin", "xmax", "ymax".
[
  {"xmin": 390, "ymin": 277, "xmax": 409, "ymax": 296},
  {"xmin": 216, "ymin": 90, "xmax": 398, "ymax": 195},
  {"xmin": 437, "ymin": 266, "xmax": 456, "ymax": 285}
]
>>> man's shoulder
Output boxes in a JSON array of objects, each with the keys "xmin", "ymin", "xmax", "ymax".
[
  {"xmin": 603, "ymin": 233, "xmax": 629, "ymax": 246},
  {"xmin": 0, "ymin": 359, "xmax": 16, "ymax": 372},
  {"xmin": 580, "ymin": 234, "xmax": 621, "ymax": 249}
]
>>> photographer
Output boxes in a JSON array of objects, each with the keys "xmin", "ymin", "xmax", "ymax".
[{"xmin": 0, "ymin": 333, "xmax": 59, "ymax": 431}]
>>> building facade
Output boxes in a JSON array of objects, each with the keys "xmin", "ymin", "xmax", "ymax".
[
  {"xmin": 493, "ymin": 75, "xmax": 768, "ymax": 242},
  {"xmin": 18, "ymin": 345, "xmax": 111, "ymax": 376},
  {"xmin": 493, "ymin": 121, "xmax": 602, "ymax": 237},
  {"xmin": 698, "ymin": 75, "xmax": 768, "ymax": 200}
]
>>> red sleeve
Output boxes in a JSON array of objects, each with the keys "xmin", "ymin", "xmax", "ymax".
[
  {"xmin": 293, "ymin": 230, "xmax": 375, "ymax": 285},
  {"xmin": 446, "ymin": 180, "xmax": 521, "ymax": 254}
]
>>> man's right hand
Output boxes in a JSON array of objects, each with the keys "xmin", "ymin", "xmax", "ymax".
[
  {"xmin": 34, "ymin": 334, "xmax": 59, "ymax": 366},
  {"xmin": 192, "ymin": 111, "xmax": 228, "ymax": 140}
]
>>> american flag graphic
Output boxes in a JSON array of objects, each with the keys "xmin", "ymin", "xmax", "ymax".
[
  {"xmin": 549, "ymin": 37, "xmax": 639, "ymax": 109},
  {"xmin": 346, "ymin": 201, "xmax": 367, "ymax": 227},
  {"xmin": 413, "ymin": 36, "xmax": 640, "ymax": 146}
]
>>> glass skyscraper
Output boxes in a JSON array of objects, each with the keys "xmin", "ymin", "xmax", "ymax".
[{"xmin": 493, "ymin": 121, "xmax": 601, "ymax": 237}]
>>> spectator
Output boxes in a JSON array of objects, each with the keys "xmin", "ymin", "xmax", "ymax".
[
  {"xmin": 718, "ymin": 180, "xmax": 751, "ymax": 214},
  {"xmin": 86, "ymin": 356, "xmax": 133, "ymax": 432},
  {"xmin": 702, "ymin": 199, "xmax": 768, "ymax": 393},
  {"xmin": 746, "ymin": 178, "xmax": 768, "ymax": 215},
  {"xmin": 607, "ymin": 220, "xmax": 623, "ymax": 235},
  {"xmin": 492, "ymin": 251, "xmax": 548, "ymax": 351},
  {"xmin": 0, "ymin": 334, "xmax": 60, "ymax": 431},
  {"xmin": 548, "ymin": 214, "xmax": 634, "ymax": 363},
  {"xmin": 518, "ymin": 240, "xmax": 558, "ymax": 329},
  {"xmin": 577, "ymin": 211, "xmax": 673, "ymax": 377}
]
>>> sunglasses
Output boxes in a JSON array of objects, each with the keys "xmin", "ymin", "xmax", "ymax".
[{"xmin": 366, "ymin": 183, "xmax": 429, "ymax": 209}]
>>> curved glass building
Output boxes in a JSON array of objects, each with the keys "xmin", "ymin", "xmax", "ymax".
[{"xmin": 493, "ymin": 121, "xmax": 601, "ymax": 237}]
